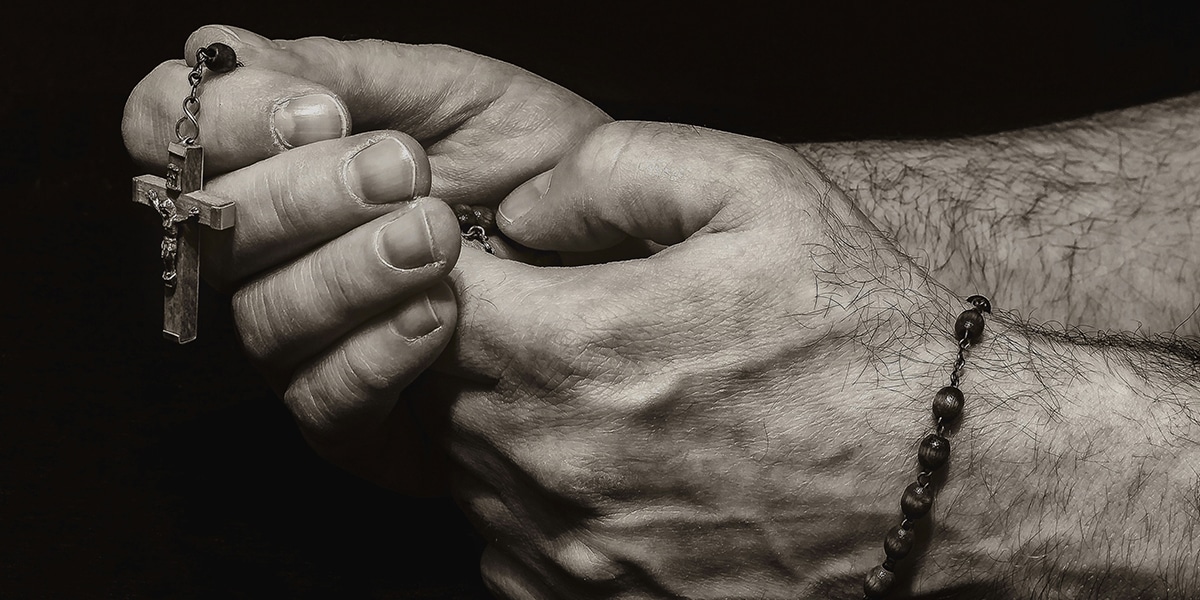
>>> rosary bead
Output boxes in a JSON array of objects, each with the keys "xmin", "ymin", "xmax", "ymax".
[
  {"xmin": 901, "ymin": 482, "xmax": 933, "ymax": 519},
  {"xmin": 966, "ymin": 294, "xmax": 992, "ymax": 314},
  {"xmin": 863, "ymin": 564, "xmax": 896, "ymax": 598},
  {"xmin": 453, "ymin": 204, "xmax": 497, "ymax": 234},
  {"xmin": 474, "ymin": 206, "xmax": 496, "ymax": 231},
  {"xmin": 954, "ymin": 309, "xmax": 985, "ymax": 345},
  {"xmin": 918, "ymin": 434, "xmax": 951, "ymax": 471},
  {"xmin": 202, "ymin": 43, "xmax": 239, "ymax": 73},
  {"xmin": 452, "ymin": 203, "xmax": 478, "ymax": 228},
  {"xmin": 932, "ymin": 386, "xmax": 964, "ymax": 421},
  {"xmin": 884, "ymin": 524, "xmax": 915, "ymax": 560}
]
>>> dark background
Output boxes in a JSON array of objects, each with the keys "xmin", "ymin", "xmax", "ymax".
[{"xmin": 4, "ymin": 2, "xmax": 1200, "ymax": 598}]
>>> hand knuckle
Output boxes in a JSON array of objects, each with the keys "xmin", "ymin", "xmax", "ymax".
[
  {"xmin": 551, "ymin": 535, "xmax": 621, "ymax": 584},
  {"xmin": 283, "ymin": 347, "xmax": 379, "ymax": 452},
  {"xmin": 509, "ymin": 437, "xmax": 611, "ymax": 508},
  {"xmin": 583, "ymin": 121, "xmax": 658, "ymax": 172},
  {"xmin": 265, "ymin": 167, "xmax": 309, "ymax": 237},
  {"xmin": 511, "ymin": 325, "xmax": 595, "ymax": 396},
  {"xmin": 310, "ymin": 245, "xmax": 361, "ymax": 323},
  {"xmin": 122, "ymin": 61, "xmax": 180, "ymax": 167},
  {"xmin": 282, "ymin": 374, "xmax": 338, "ymax": 442},
  {"xmin": 231, "ymin": 281, "xmax": 280, "ymax": 363}
]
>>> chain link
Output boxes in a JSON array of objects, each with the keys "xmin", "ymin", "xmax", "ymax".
[
  {"xmin": 174, "ymin": 48, "xmax": 210, "ymax": 145},
  {"xmin": 947, "ymin": 335, "xmax": 971, "ymax": 387},
  {"xmin": 462, "ymin": 225, "xmax": 495, "ymax": 254}
]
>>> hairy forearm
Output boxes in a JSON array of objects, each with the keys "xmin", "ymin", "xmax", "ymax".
[
  {"xmin": 796, "ymin": 93, "xmax": 1200, "ymax": 336},
  {"xmin": 910, "ymin": 302, "xmax": 1200, "ymax": 598}
]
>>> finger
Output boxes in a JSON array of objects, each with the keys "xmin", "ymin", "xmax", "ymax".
[
  {"xmin": 284, "ymin": 280, "xmax": 456, "ymax": 469},
  {"xmin": 495, "ymin": 121, "xmax": 799, "ymax": 252},
  {"xmin": 122, "ymin": 60, "xmax": 349, "ymax": 175},
  {"xmin": 234, "ymin": 197, "xmax": 460, "ymax": 369},
  {"xmin": 441, "ymin": 123, "xmax": 810, "ymax": 378},
  {"xmin": 480, "ymin": 545, "xmax": 558, "ymax": 600},
  {"xmin": 201, "ymin": 131, "xmax": 433, "ymax": 285},
  {"xmin": 437, "ymin": 248, "xmax": 621, "ymax": 382},
  {"xmin": 185, "ymin": 24, "xmax": 611, "ymax": 203}
]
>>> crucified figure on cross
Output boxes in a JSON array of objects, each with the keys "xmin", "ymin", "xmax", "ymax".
[
  {"xmin": 131, "ymin": 44, "xmax": 239, "ymax": 343},
  {"xmin": 132, "ymin": 142, "xmax": 235, "ymax": 343}
]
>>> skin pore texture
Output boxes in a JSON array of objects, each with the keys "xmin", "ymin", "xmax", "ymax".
[
  {"xmin": 462, "ymin": 123, "xmax": 1200, "ymax": 600},
  {"xmin": 898, "ymin": 316, "xmax": 1200, "ymax": 598},
  {"xmin": 121, "ymin": 27, "xmax": 1200, "ymax": 599},
  {"xmin": 786, "ymin": 98, "xmax": 1200, "ymax": 596},
  {"xmin": 797, "ymin": 93, "xmax": 1200, "ymax": 338}
]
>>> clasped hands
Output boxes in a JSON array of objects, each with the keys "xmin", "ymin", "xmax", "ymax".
[{"xmin": 124, "ymin": 26, "xmax": 1092, "ymax": 599}]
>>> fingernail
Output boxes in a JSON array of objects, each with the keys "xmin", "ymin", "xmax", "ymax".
[
  {"xmin": 272, "ymin": 94, "xmax": 347, "ymax": 148},
  {"xmin": 393, "ymin": 292, "xmax": 441, "ymax": 341},
  {"xmin": 377, "ymin": 205, "xmax": 437, "ymax": 269},
  {"xmin": 348, "ymin": 138, "xmax": 417, "ymax": 205},
  {"xmin": 498, "ymin": 170, "xmax": 552, "ymax": 226}
]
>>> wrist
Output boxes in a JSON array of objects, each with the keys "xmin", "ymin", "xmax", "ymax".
[
  {"xmin": 794, "ymin": 116, "xmax": 1200, "ymax": 336},
  {"xmin": 911, "ymin": 314, "xmax": 1200, "ymax": 597},
  {"xmin": 793, "ymin": 139, "xmax": 1000, "ymax": 300}
]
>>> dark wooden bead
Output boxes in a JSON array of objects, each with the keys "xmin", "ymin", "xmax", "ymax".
[
  {"xmin": 901, "ymin": 482, "xmax": 933, "ymax": 519},
  {"xmin": 966, "ymin": 294, "xmax": 992, "ymax": 314},
  {"xmin": 954, "ymin": 309, "xmax": 985, "ymax": 345},
  {"xmin": 918, "ymin": 434, "xmax": 951, "ymax": 470},
  {"xmin": 203, "ymin": 43, "xmax": 239, "ymax": 73},
  {"xmin": 932, "ymin": 386, "xmax": 964, "ymax": 421},
  {"xmin": 473, "ymin": 206, "xmax": 496, "ymax": 231},
  {"xmin": 863, "ymin": 564, "xmax": 896, "ymax": 598},
  {"xmin": 884, "ymin": 524, "xmax": 915, "ymax": 560},
  {"xmin": 452, "ymin": 204, "xmax": 477, "ymax": 228}
]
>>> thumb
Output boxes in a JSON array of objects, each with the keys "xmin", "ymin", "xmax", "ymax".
[
  {"xmin": 184, "ymin": 25, "xmax": 610, "ymax": 204},
  {"xmin": 184, "ymin": 24, "xmax": 527, "ymax": 139},
  {"xmin": 495, "ymin": 121, "xmax": 792, "ymax": 252}
]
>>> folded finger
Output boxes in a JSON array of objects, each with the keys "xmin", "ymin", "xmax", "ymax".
[
  {"xmin": 122, "ymin": 59, "xmax": 349, "ymax": 175},
  {"xmin": 284, "ymin": 281, "xmax": 456, "ymax": 472},
  {"xmin": 480, "ymin": 544, "xmax": 558, "ymax": 600},
  {"xmin": 234, "ymin": 197, "xmax": 460, "ymax": 369},
  {"xmin": 201, "ymin": 131, "xmax": 432, "ymax": 285}
]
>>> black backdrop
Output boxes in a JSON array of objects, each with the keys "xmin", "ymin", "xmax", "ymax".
[{"xmin": 5, "ymin": 2, "xmax": 1200, "ymax": 598}]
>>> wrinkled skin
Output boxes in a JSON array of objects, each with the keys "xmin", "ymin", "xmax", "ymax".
[
  {"xmin": 123, "ymin": 27, "xmax": 1184, "ymax": 599},
  {"xmin": 122, "ymin": 24, "xmax": 610, "ymax": 494},
  {"xmin": 424, "ymin": 121, "xmax": 975, "ymax": 598}
]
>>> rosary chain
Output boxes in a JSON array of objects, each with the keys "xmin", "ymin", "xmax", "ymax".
[
  {"xmin": 462, "ymin": 225, "xmax": 495, "ymax": 254},
  {"xmin": 947, "ymin": 336, "xmax": 971, "ymax": 387},
  {"xmin": 174, "ymin": 48, "xmax": 210, "ymax": 145},
  {"xmin": 162, "ymin": 47, "xmax": 216, "ymax": 284},
  {"xmin": 863, "ymin": 298, "xmax": 989, "ymax": 599}
]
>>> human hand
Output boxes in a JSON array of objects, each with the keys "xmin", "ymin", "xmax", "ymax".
[
  {"xmin": 409, "ymin": 121, "xmax": 978, "ymax": 598},
  {"xmin": 440, "ymin": 121, "xmax": 1200, "ymax": 599},
  {"xmin": 121, "ymin": 25, "xmax": 609, "ymax": 493}
]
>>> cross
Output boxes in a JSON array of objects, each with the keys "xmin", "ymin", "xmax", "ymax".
[{"xmin": 132, "ymin": 142, "xmax": 236, "ymax": 344}]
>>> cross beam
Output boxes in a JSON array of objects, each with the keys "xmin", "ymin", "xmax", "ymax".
[{"xmin": 132, "ymin": 142, "xmax": 236, "ymax": 343}]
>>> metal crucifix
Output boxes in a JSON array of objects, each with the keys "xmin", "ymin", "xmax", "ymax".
[
  {"xmin": 132, "ymin": 143, "xmax": 235, "ymax": 343},
  {"xmin": 131, "ymin": 43, "xmax": 239, "ymax": 343}
]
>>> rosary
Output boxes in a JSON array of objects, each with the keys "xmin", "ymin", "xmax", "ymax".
[
  {"xmin": 862, "ymin": 295, "xmax": 992, "ymax": 598},
  {"xmin": 453, "ymin": 204, "xmax": 497, "ymax": 254},
  {"xmin": 131, "ymin": 43, "xmax": 239, "ymax": 343}
]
